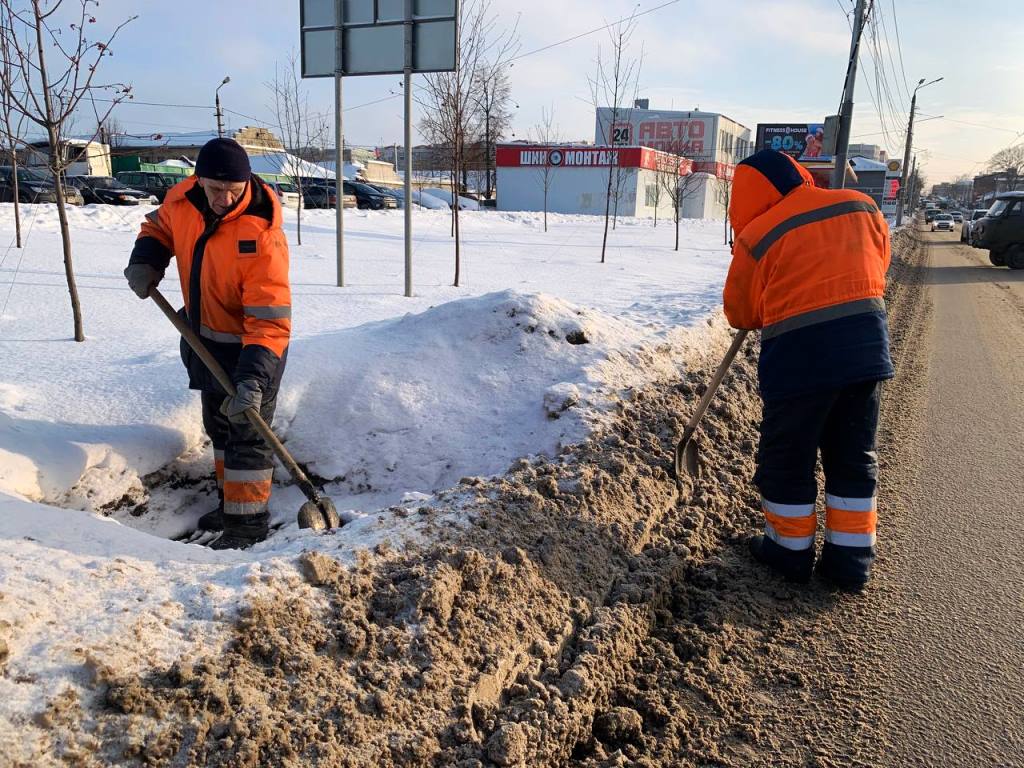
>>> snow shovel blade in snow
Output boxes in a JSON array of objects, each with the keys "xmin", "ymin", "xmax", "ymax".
[
  {"xmin": 148, "ymin": 288, "xmax": 340, "ymax": 533},
  {"xmin": 674, "ymin": 330, "xmax": 749, "ymax": 486}
]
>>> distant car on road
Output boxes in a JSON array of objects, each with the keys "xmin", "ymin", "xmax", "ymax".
[
  {"xmin": 950, "ymin": 211, "xmax": 964, "ymax": 224},
  {"xmin": 67, "ymin": 175, "xmax": 154, "ymax": 205},
  {"xmin": 931, "ymin": 213, "xmax": 955, "ymax": 232},
  {"xmin": 972, "ymin": 192, "xmax": 1024, "ymax": 268},
  {"xmin": 924, "ymin": 208, "xmax": 940, "ymax": 223}
]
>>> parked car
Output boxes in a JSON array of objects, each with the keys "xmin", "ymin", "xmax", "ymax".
[
  {"xmin": 950, "ymin": 211, "xmax": 963, "ymax": 224},
  {"xmin": 421, "ymin": 187, "xmax": 481, "ymax": 210},
  {"xmin": 262, "ymin": 180, "xmax": 303, "ymax": 209},
  {"xmin": 67, "ymin": 175, "xmax": 154, "ymax": 205},
  {"xmin": 930, "ymin": 213, "xmax": 955, "ymax": 232},
  {"xmin": 343, "ymin": 180, "xmax": 398, "ymax": 210},
  {"xmin": 113, "ymin": 171, "xmax": 182, "ymax": 202},
  {"xmin": 972, "ymin": 192, "xmax": 1024, "ymax": 268},
  {"xmin": 301, "ymin": 181, "xmax": 357, "ymax": 209},
  {"xmin": 301, "ymin": 182, "xmax": 331, "ymax": 209},
  {"xmin": 0, "ymin": 165, "xmax": 58, "ymax": 203},
  {"xmin": 961, "ymin": 209, "xmax": 989, "ymax": 244},
  {"xmin": 381, "ymin": 186, "xmax": 450, "ymax": 210}
]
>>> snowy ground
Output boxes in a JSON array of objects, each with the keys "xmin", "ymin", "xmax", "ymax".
[{"xmin": 0, "ymin": 202, "xmax": 730, "ymax": 760}]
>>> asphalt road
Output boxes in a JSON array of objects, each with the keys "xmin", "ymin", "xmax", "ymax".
[{"xmin": 879, "ymin": 230, "xmax": 1024, "ymax": 765}]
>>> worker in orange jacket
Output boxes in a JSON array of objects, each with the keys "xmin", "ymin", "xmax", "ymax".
[
  {"xmin": 724, "ymin": 149, "xmax": 893, "ymax": 591},
  {"xmin": 123, "ymin": 138, "xmax": 291, "ymax": 550}
]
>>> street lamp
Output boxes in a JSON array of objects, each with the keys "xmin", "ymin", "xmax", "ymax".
[
  {"xmin": 215, "ymin": 76, "xmax": 231, "ymax": 138},
  {"xmin": 896, "ymin": 76, "xmax": 943, "ymax": 226}
]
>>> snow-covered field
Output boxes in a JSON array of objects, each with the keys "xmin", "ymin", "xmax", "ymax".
[{"xmin": 0, "ymin": 202, "xmax": 731, "ymax": 759}]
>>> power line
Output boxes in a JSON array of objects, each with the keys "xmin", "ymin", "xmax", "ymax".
[
  {"xmin": 508, "ymin": 0, "xmax": 680, "ymax": 64},
  {"xmin": 887, "ymin": 0, "xmax": 911, "ymax": 102}
]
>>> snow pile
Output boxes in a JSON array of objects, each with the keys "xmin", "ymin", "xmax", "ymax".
[{"xmin": 282, "ymin": 290, "xmax": 669, "ymax": 503}]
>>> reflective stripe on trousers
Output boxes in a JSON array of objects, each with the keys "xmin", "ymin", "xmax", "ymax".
[
  {"xmin": 762, "ymin": 497, "xmax": 816, "ymax": 551},
  {"xmin": 223, "ymin": 467, "xmax": 274, "ymax": 517},
  {"xmin": 825, "ymin": 493, "xmax": 877, "ymax": 547}
]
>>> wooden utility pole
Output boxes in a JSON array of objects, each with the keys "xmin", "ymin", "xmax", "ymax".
[{"xmin": 831, "ymin": 0, "xmax": 871, "ymax": 189}]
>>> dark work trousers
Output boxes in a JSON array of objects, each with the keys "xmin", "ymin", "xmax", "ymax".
[
  {"xmin": 754, "ymin": 380, "xmax": 882, "ymax": 574},
  {"xmin": 201, "ymin": 389, "xmax": 278, "ymax": 519}
]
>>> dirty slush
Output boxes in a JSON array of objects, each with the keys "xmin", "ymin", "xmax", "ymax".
[{"xmin": 32, "ymin": 232, "xmax": 925, "ymax": 768}]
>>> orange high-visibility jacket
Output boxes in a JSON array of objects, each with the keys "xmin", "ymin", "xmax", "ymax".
[
  {"xmin": 129, "ymin": 175, "xmax": 291, "ymax": 393},
  {"xmin": 724, "ymin": 151, "xmax": 894, "ymax": 399}
]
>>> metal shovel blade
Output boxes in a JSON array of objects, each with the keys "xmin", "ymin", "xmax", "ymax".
[
  {"xmin": 674, "ymin": 425, "xmax": 699, "ymax": 483},
  {"xmin": 675, "ymin": 434, "xmax": 699, "ymax": 479}
]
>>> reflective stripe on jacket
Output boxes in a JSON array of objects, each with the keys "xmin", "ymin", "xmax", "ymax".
[
  {"xmin": 723, "ymin": 150, "xmax": 894, "ymax": 399},
  {"xmin": 129, "ymin": 175, "xmax": 291, "ymax": 392}
]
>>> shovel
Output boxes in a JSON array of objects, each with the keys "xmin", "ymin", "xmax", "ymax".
[
  {"xmin": 674, "ymin": 329, "xmax": 749, "ymax": 484},
  {"xmin": 149, "ymin": 288, "xmax": 340, "ymax": 532}
]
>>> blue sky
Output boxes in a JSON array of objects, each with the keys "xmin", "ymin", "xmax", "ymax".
[{"xmin": 75, "ymin": 0, "xmax": 1024, "ymax": 184}]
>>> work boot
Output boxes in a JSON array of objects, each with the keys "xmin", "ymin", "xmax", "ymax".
[
  {"xmin": 748, "ymin": 534, "xmax": 814, "ymax": 584},
  {"xmin": 196, "ymin": 503, "xmax": 224, "ymax": 532},
  {"xmin": 817, "ymin": 542, "xmax": 873, "ymax": 593},
  {"xmin": 208, "ymin": 512, "xmax": 270, "ymax": 551}
]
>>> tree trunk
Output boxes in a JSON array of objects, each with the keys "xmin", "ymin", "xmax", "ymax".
[
  {"xmin": 612, "ymin": 178, "xmax": 619, "ymax": 230},
  {"xmin": 52, "ymin": 155, "xmax": 84, "ymax": 341},
  {"xmin": 296, "ymin": 181, "xmax": 303, "ymax": 246},
  {"xmin": 674, "ymin": 205, "xmax": 680, "ymax": 252},
  {"xmin": 11, "ymin": 152, "xmax": 22, "ymax": 248},
  {"xmin": 485, "ymin": 113, "xmax": 492, "ymax": 200},
  {"xmin": 600, "ymin": 164, "xmax": 613, "ymax": 263},
  {"xmin": 543, "ymin": 184, "xmax": 548, "ymax": 233}
]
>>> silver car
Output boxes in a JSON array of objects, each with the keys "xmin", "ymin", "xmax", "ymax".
[{"xmin": 931, "ymin": 213, "xmax": 954, "ymax": 232}]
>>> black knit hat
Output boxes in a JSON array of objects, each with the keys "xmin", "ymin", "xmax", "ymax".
[{"xmin": 195, "ymin": 138, "xmax": 251, "ymax": 182}]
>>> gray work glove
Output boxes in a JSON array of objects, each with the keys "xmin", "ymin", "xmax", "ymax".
[
  {"xmin": 220, "ymin": 380, "xmax": 262, "ymax": 424},
  {"xmin": 124, "ymin": 263, "xmax": 163, "ymax": 299}
]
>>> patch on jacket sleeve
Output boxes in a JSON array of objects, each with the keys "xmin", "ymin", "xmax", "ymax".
[{"xmin": 238, "ymin": 239, "xmax": 258, "ymax": 255}]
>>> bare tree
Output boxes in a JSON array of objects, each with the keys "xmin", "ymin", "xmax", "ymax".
[
  {"xmin": 588, "ymin": 13, "xmax": 641, "ymax": 262},
  {"xmin": 267, "ymin": 49, "xmax": 329, "ymax": 246},
  {"xmin": 0, "ymin": 21, "xmax": 28, "ymax": 248},
  {"xmin": 713, "ymin": 173, "xmax": 733, "ymax": 244},
  {"xmin": 648, "ymin": 161, "xmax": 665, "ymax": 229},
  {"xmin": 473, "ymin": 54, "xmax": 516, "ymax": 201},
  {"xmin": 660, "ymin": 165, "xmax": 707, "ymax": 252},
  {"xmin": 530, "ymin": 105, "xmax": 560, "ymax": 233},
  {"xmin": 417, "ymin": 0, "xmax": 518, "ymax": 287},
  {"xmin": 987, "ymin": 144, "xmax": 1024, "ymax": 191},
  {"xmin": 0, "ymin": 0, "xmax": 134, "ymax": 341}
]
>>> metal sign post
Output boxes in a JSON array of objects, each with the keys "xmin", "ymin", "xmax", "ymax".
[
  {"xmin": 300, "ymin": 0, "xmax": 458, "ymax": 296},
  {"xmin": 334, "ymin": 0, "xmax": 344, "ymax": 287},
  {"xmin": 404, "ymin": 0, "xmax": 414, "ymax": 298}
]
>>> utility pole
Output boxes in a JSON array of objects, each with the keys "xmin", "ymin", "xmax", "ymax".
[
  {"xmin": 831, "ymin": 0, "xmax": 871, "ymax": 189},
  {"xmin": 895, "ymin": 77, "xmax": 943, "ymax": 227},
  {"xmin": 913, "ymin": 153, "xmax": 921, "ymax": 210},
  {"xmin": 215, "ymin": 76, "xmax": 230, "ymax": 138}
]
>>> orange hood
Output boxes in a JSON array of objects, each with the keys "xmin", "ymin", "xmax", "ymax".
[{"xmin": 728, "ymin": 150, "xmax": 814, "ymax": 235}]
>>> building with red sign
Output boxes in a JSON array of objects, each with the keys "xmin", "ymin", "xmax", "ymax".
[
  {"xmin": 594, "ymin": 105, "xmax": 751, "ymax": 219},
  {"xmin": 495, "ymin": 144, "xmax": 693, "ymax": 218}
]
